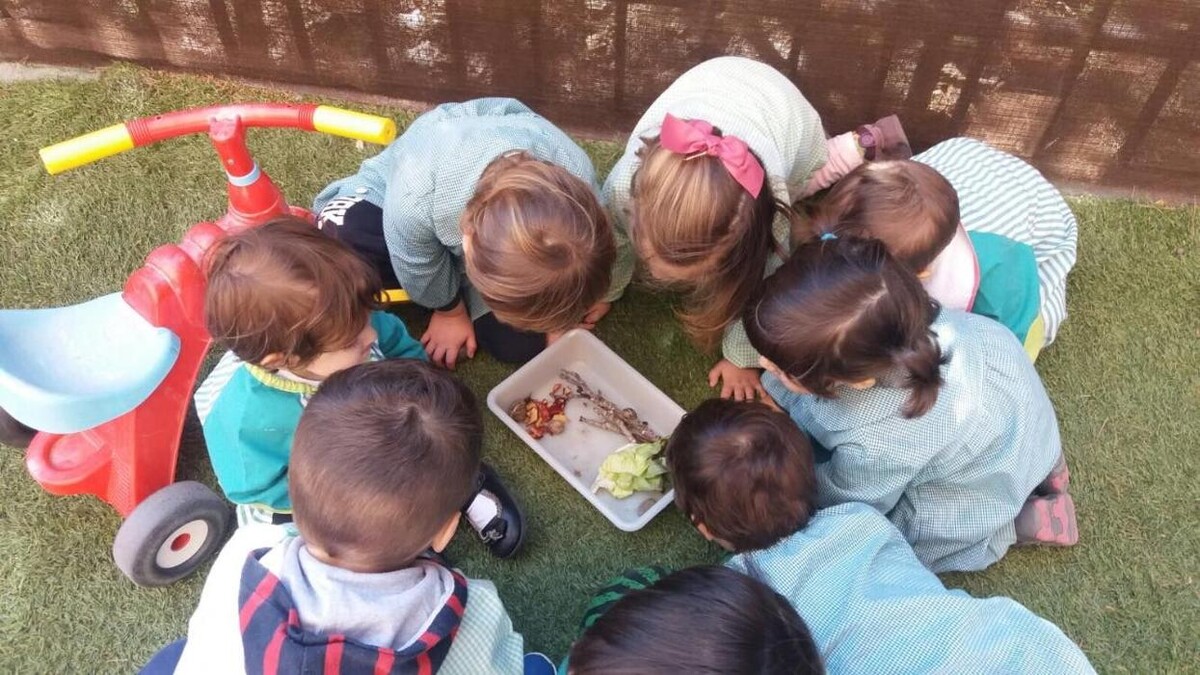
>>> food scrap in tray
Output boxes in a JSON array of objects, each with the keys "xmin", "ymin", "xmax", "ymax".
[
  {"xmin": 508, "ymin": 382, "xmax": 573, "ymax": 439},
  {"xmin": 508, "ymin": 370, "xmax": 671, "ymax": 500}
]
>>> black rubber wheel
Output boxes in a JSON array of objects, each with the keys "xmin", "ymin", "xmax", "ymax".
[
  {"xmin": 0, "ymin": 406, "xmax": 37, "ymax": 449},
  {"xmin": 112, "ymin": 481, "xmax": 232, "ymax": 587}
]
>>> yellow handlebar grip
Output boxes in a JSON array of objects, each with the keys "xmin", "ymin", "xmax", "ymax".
[
  {"xmin": 313, "ymin": 106, "xmax": 397, "ymax": 145},
  {"xmin": 380, "ymin": 288, "xmax": 411, "ymax": 304},
  {"xmin": 39, "ymin": 124, "xmax": 136, "ymax": 175}
]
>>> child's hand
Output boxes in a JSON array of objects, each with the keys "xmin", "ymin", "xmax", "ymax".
[
  {"xmin": 421, "ymin": 302, "xmax": 476, "ymax": 369},
  {"xmin": 580, "ymin": 301, "xmax": 612, "ymax": 330},
  {"xmin": 708, "ymin": 359, "xmax": 767, "ymax": 401}
]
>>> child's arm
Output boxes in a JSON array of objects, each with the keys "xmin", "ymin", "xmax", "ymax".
[
  {"xmin": 385, "ymin": 202, "xmax": 465, "ymax": 313},
  {"xmin": 708, "ymin": 322, "xmax": 768, "ymax": 400},
  {"xmin": 761, "ymin": 372, "xmax": 803, "ymax": 411},
  {"xmin": 175, "ymin": 525, "xmax": 291, "ymax": 674},
  {"xmin": 202, "ymin": 384, "xmax": 299, "ymax": 513},
  {"xmin": 600, "ymin": 156, "xmax": 637, "ymax": 304},
  {"xmin": 444, "ymin": 579, "xmax": 527, "ymax": 674},
  {"xmin": 801, "ymin": 132, "xmax": 864, "ymax": 196},
  {"xmin": 371, "ymin": 310, "xmax": 428, "ymax": 361},
  {"xmin": 814, "ymin": 442, "xmax": 920, "ymax": 515}
]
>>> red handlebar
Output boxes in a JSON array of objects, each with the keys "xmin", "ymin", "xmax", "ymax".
[{"xmin": 124, "ymin": 103, "xmax": 318, "ymax": 147}]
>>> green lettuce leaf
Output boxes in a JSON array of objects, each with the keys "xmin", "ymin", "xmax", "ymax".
[{"xmin": 591, "ymin": 439, "xmax": 667, "ymax": 499}]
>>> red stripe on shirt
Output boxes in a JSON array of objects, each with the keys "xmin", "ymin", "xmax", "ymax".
[
  {"xmin": 446, "ymin": 594, "xmax": 464, "ymax": 617},
  {"xmin": 324, "ymin": 635, "xmax": 345, "ymax": 675},
  {"xmin": 262, "ymin": 623, "xmax": 286, "ymax": 675},
  {"xmin": 374, "ymin": 648, "xmax": 395, "ymax": 675},
  {"xmin": 416, "ymin": 652, "xmax": 432, "ymax": 675},
  {"xmin": 239, "ymin": 574, "xmax": 280, "ymax": 632}
]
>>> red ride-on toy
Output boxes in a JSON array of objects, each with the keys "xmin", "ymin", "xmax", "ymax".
[{"xmin": 0, "ymin": 103, "xmax": 398, "ymax": 586}]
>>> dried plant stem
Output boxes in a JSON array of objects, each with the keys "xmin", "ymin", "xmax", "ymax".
[{"xmin": 560, "ymin": 370, "xmax": 660, "ymax": 443}]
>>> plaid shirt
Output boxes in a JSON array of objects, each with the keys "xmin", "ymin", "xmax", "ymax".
[
  {"xmin": 727, "ymin": 503, "xmax": 1095, "ymax": 674},
  {"xmin": 602, "ymin": 56, "xmax": 829, "ymax": 367},
  {"xmin": 917, "ymin": 138, "xmax": 1078, "ymax": 344},
  {"xmin": 763, "ymin": 309, "xmax": 1063, "ymax": 572},
  {"xmin": 314, "ymin": 98, "xmax": 633, "ymax": 319}
]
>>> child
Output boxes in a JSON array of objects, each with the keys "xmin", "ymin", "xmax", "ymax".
[
  {"xmin": 194, "ymin": 217, "xmax": 524, "ymax": 558},
  {"xmin": 664, "ymin": 398, "xmax": 1095, "ymax": 673},
  {"xmin": 176, "ymin": 360, "xmax": 525, "ymax": 673},
  {"xmin": 602, "ymin": 55, "xmax": 909, "ymax": 399},
  {"xmin": 568, "ymin": 566, "xmax": 824, "ymax": 675},
  {"xmin": 313, "ymin": 97, "xmax": 625, "ymax": 367},
  {"xmin": 815, "ymin": 137, "xmax": 1078, "ymax": 360},
  {"xmin": 743, "ymin": 235, "xmax": 1076, "ymax": 572}
]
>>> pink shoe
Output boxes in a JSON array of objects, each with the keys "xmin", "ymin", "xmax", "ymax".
[
  {"xmin": 1015, "ymin": 494, "xmax": 1079, "ymax": 547},
  {"xmin": 856, "ymin": 114, "xmax": 912, "ymax": 160},
  {"xmin": 1037, "ymin": 455, "xmax": 1071, "ymax": 495}
]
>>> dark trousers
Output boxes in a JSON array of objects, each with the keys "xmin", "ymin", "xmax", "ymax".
[{"xmin": 320, "ymin": 198, "xmax": 546, "ymax": 365}]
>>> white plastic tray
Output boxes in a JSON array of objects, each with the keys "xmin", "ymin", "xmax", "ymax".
[{"xmin": 487, "ymin": 329, "xmax": 684, "ymax": 531}]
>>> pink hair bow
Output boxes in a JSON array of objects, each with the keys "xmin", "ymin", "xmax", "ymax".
[{"xmin": 659, "ymin": 113, "xmax": 765, "ymax": 198}]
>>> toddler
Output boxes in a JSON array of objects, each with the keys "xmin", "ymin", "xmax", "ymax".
[
  {"xmin": 177, "ymin": 360, "xmax": 525, "ymax": 673},
  {"xmin": 314, "ymin": 98, "xmax": 624, "ymax": 367},
  {"xmin": 816, "ymin": 137, "xmax": 1078, "ymax": 360},
  {"xmin": 603, "ymin": 55, "xmax": 909, "ymax": 399},
  {"xmin": 744, "ymin": 235, "xmax": 1076, "ymax": 571},
  {"xmin": 194, "ymin": 217, "xmax": 524, "ymax": 557},
  {"xmin": 568, "ymin": 566, "xmax": 823, "ymax": 675},
  {"xmin": 664, "ymin": 398, "xmax": 1095, "ymax": 673}
]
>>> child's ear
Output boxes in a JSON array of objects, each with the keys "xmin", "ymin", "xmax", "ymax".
[
  {"xmin": 259, "ymin": 352, "xmax": 289, "ymax": 370},
  {"xmin": 694, "ymin": 520, "xmax": 736, "ymax": 552},
  {"xmin": 430, "ymin": 513, "xmax": 461, "ymax": 553}
]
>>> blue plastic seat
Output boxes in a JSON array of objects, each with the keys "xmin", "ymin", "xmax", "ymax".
[{"xmin": 0, "ymin": 293, "xmax": 180, "ymax": 434}]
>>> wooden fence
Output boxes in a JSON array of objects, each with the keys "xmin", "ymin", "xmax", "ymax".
[{"xmin": 3, "ymin": 0, "xmax": 1198, "ymax": 199}]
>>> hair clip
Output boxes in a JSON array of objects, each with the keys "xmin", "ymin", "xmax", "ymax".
[
  {"xmin": 820, "ymin": 232, "xmax": 838, "ymax": 242},
  {"xmin": 660, "ymin": 114, "xmax": 765, "ymax": 197}
]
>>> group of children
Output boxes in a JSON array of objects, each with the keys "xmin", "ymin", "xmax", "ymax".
[{"xmin": 160, "ymin": 56, "xmax": 1092, "ymax": 673}]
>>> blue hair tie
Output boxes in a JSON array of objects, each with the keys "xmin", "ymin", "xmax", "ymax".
[{"xmin": 820, "ymin": 232, "xmax": 838, "ymax": 242}]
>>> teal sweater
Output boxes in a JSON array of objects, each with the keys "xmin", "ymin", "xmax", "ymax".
[{"xmin": 194, "ymin": 312, "xmax": 426, "ymax": 512}]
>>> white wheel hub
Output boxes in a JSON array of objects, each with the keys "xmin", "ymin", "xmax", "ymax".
[{"xmin": 155, "ymin": 519, "xmax": 210, "ymax": 569}]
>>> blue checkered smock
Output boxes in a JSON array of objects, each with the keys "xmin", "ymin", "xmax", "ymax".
[
  {"xmin": 314, "ymin": 98, "xmax": 633, "ymax": 319},
  {"xmin": 763, "ymin": 309, "xmax": 1063, "ymax": 572},
  {"xmin": 727, "ymin": 503, "xmax": 1095, "ymax": 674}
]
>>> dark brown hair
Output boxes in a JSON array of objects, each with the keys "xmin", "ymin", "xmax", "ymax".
[
  {"xmin": 744, "ymin": 236, "xmax": 946, "ymax": 418},
  {"xmin": 462, "ymin": 153, "xmax": 616, "ymax": 334},
  {"xmin": 630, "ymin": 132, "xmax": 789, "ymax": 352},
  {"xmin": 666, "ymin": 399, "xmax": 817, "ymax": 552},
  {"xmin": 569, "ymin": 566, "xmax": 823, "ymax": 675},
  {"xmin": 290, "ymin": 360, "xmax": 482, "ymax": 572},
  {"xmin": 813, "ymin": 161, "xmax": 959, "ymax": 271},
  {"xmin": 204, "ymin": 216, "xmax": 381, "ymax": 365}
]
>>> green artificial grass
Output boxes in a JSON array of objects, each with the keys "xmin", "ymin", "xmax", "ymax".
[{"xmin": 1, "ymin": 65, "xmax": 1197, "ymax": 672}]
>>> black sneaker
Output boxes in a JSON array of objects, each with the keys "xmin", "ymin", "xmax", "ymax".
[{"xmin": 462, "ymin": 463, "xmax": 526, "ymax": 558}]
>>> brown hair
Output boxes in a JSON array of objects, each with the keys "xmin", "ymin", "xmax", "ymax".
[
  {"xmin": 204, "ymin": 216, "xmax": 381, "ymax": 365},
  {"xmin": 813, "ymin": 161, "xmax": 959, "ymax": 271},
  {"xmin": 462, "ymin": 153, "xmax": 615, "ymax": 334},
  {"xmin": 569, "ymin": 566, "xmax": 823, "ymax": 675},
  {"xmin": 744, "ymin": 236, "xmax": 946, "ymax": 418},
  {"xmin": 665, "ymin": 398, "xmax": 817, "ymax": 552},
  {"xmin": 630, "ymin": 133, "xmax": 788, "ymax": 352},
  {"xmin": 290, "ymin": 359, "xmax": 482, "ymax": 572}
]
